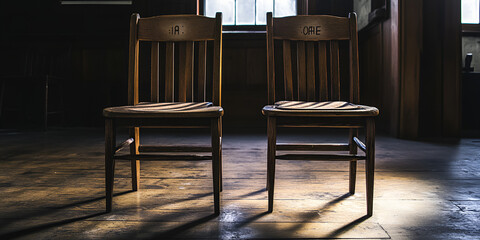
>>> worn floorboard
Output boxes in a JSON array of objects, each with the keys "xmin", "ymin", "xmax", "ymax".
[{"xmin": 0, "ymin": 128, "xmax": 479, "ymax": 239}]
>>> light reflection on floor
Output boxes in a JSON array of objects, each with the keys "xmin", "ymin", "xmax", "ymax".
[{"xmin": 0, "ymin": 128, "xmax": 478, "ymax": 239}]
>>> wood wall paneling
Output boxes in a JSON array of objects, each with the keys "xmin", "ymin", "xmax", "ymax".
[
  {"xmin": 419, "ymin": 0, "xmax": 443, "ymax": 137},
  {"xmin": 398, "ymin": 0, "xmax": 422, "ymax": 139},
  {"xmin": 358, "ymin": 0, "xmax": 461, "ymax": 138},
  {"xmin": 441, "ymin": 0, "xmax": 461, "ymax": 137},
  {"xmin": 358, "ymin": 0, "xmax": 400, "ymax": 136}
]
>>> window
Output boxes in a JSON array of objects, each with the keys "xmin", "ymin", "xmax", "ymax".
[
  {"xmin": 204, "ymin": 0, "xmax": 297, "ymax": 26},
  {"xmin": 462, "ymin": 0, "xmax": 480, "ymax": 24}
]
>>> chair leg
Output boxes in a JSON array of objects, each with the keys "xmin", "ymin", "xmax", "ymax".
[
  {"xmin": 267, "ymin": 116, "xmax": 277, "ymax": 213},
  {"xmin": 130, "ymin": 127, "xmax": 140, "ymax": 191},
  {"xmin": 365, "ymin": 118, "xmax": 375, "ymax": 216},
  {"xmin": 349, "ymin": 129, "xmax": 358, "ymax": 194},
  {"xmin": 219, "ymin": 117, "xmax": 223, "ymax": 192},
  {"xmin": 105, "ymin": 119, "xmax": 116, "ymax": 212},
  {"xmin": 211, "ymin": 118, "xmax": 221, "ymax": 215}
]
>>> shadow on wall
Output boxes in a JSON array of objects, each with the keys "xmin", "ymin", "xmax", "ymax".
[{"xmin": 354, "ymin": 0, "xmax": 371, "ymax": 30}]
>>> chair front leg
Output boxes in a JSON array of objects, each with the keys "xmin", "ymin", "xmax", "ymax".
[
  {"xmin": 267, "ymin": 116, "xmax": 277, "ymax": 213},
  {"xmin": 365, "ymin": 118, "xmax": 375, "ymax": 216},
  {"xmin": 130, "ymin": 127, "xmax": 140, "ymax": 191},
  {"xmin": 105, "ymin": 118, "xmax": 116, "ymax": 212},
  {"xmin": 211, "ymin": 117, "xmax": 221, "ymax": 215},
  {"xmin": 349, "ymin": 129, "xmax": 358, "ymax": 194},
  {"xmin": 219, "ymin": 117, "xmax": 223, "ymax": 192}
]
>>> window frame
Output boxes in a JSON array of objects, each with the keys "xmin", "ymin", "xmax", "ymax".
[
  {"xmin": 200, "ymin": 0, "xmax": 307, "ymax": 32},
  {"xmin": 462, "ymin": 0, "xmax": 480, "ymax": 35}
]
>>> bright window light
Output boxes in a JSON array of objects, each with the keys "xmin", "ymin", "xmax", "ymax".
[
  {"xmin": 206, "ymin": 0, "xmax": 235, "ymax": 25},
  {"xmin": 205, "ymin": 0, "xmax": 296, "ymax": 25},
  {"xmin": 462, "ymin": 0, "xmax": 480, "ymax": 24}
]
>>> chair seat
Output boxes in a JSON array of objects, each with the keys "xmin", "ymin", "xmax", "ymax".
[
  {"xmin": 262, "ymin": 101, "xmax": 379, "ymax": 117},
  {"xmin": 103, "ymin": 102, "xmax": 224, "ymax": 118}
]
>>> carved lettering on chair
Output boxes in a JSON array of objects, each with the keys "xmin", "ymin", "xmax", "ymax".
[
  {"xmin": 302, "ymin": 26, "xmax": 321, "ymax": 35},
  {"xmin": 169, "ymin": 25, "xmax": 185, "ymax": 35}
]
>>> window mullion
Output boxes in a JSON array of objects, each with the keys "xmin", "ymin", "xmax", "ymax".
[
  {"xmin": 273, "ymin": 0, "xmax": 276, "ymax": 17},
  {"xmin": 255, "ymin": 0, "xmax": 257, "ymax": 25}
]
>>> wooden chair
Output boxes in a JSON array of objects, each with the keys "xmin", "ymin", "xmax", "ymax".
[
  {"xmin": 263, "ymin": 12, "xmax": 379, "ymax": 216},
  {"xmin": 103, "ymin": 13, "xmax": 223, "ymax": 215}
]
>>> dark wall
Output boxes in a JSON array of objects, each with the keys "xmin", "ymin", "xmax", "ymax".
[
  {"xmin": 0, "ymin": 0, "xmax": 353, "ymax": 129},
  {"xmin": 358, "ymin": 0, "xmax": 461, "ymax": 138},
  {"xmin": 0, "ymin": 0, "xmax": 196, "ymax": 128}
]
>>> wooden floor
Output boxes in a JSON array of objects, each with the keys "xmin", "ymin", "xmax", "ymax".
[{"xmin": 0, "ymin": 127, "xmax": 479, "ymax": 239}]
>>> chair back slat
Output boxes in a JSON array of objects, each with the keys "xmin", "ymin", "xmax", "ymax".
[
  {"xmin": 151, "ymin": 42, "xmax": 159, "ymax": 102},
  {"xmin": 272, "ymin": 15, "xmax": 350, "ymax": 41},
  {"xmin": 137, "ymin": 15, "xmax": 216, "ymax": 41},
  {"xmin": 128, "ymin": 14, "xmax": 140, "ymax": 105},
  {"xmin": 267, "ymin": 12, "xmax": 276, "ymax": 104},
  {"xmin": 266, "ymin": 13, "xmax": 359, "ymax": 104},
  {"xmin": 128, "ymin": 13, "xmax": 222, "ymax": 106},
  {"xmin": 212, "ymin": 13, "xmax": 222, "ymax": 106},
  {"xmin": 305, "ymin": 41, "xmax": 316, "ymax": 101},
  {"xmin": 164, "ymin": 41, "xmax": 175, "ymax": 102},
  {"xmin": 197, "ymin": 40, "xmax": 207, "ymax": 102},
  {"xmin": 349, "ymin": 13, "xmax": 360, "ymax": 103},
  {"xmin": 330, "ymin": 40, "xmax": 340, "ymax": 100},
  {"xmin": 178, "ymin": 41, "xmax": 194, "ymax": 102},
  {"xmin": 283, "ymin": 40, "xmax": 294, "ymax": 100},
  {"xmin": 317, "ymin": 41, "xmax": 328, "ymax": 101},
  {"xmin": 296, "ymin": 41, "xmax": 306, "ymax": 100}
]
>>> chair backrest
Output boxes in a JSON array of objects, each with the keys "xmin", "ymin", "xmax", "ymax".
[
  {"xmin": 129, "ymin": 13, "xmax": 222, "ymax": 106},
  {"xmin": 266, "ymin": 12, "xmax": 359, "ymax": 104}
]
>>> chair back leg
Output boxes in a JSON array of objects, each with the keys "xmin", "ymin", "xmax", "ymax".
[
  {"xmin": 349, "ymin": 129, "xmax": 358, "ymax": 194},
  {"xmin": 130, "ymin": 127, "xmax": 140, "ymax": 191},
  {"xmin": 211, "ymin": 117, "xmax": 222, "ymax": 215},
  {"xmin": 219, "ymin": 117, "xmax": 223, "ymax": 192},
  {"xmin": 366, "ymin": 118, "xmax": 375, "ymax": 216},
  {"xmin": 105, "ymin": 119, "xmax": 116, "ymax": 212},
  {"xmin": 267, "ymin": 116, "xmax": 277, "ymax": 212}
]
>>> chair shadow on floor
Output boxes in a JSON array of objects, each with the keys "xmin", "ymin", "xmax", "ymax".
[
  {"xmin": 147, "ymin": 190, "xmax": 370, "ymax": 239},
  {"xmin": 0, "ymin": 190, "xmax": 218, "ymax": 239},
  {"xmin": 324, "ymin": 215, "xmax": 371, "ymax": 239},
  {"xmin": 0, "ymin": 190, "xmax": 133, "ymax": 239},
  {"xmin": 138, "ymin": 189, "xmax": 271, "ymax": 239},
  {"xmin": 0, "ymin": 212, "xmax": 105, "ymax": 239},
  {"xmin": 249, "ymin": 192, "xmax": 370, "ymax": 239},
  {"xmin": 0, "ymin": 188, "xmax": 371, "ymax": 239},
  {"xmin": 153, "ymin": 213, "xmax": 219, "ymax": 238}
]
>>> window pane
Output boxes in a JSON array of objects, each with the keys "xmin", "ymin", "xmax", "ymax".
[
  {"xmin": 205, "ymin": 0, "xmax": 235, "ymax": 25},
  {"xmin": 275, "ymin": 0, "xmax": 296, "ymax": 18},
  {"xmin": 256, "ymin": 0, "xmax": 273, "ymax": 25},
  {"xmin": 462, "ymin": 0, "xmax": 480, "ymax": 23},
  {"xmin": 237, "ymin": 0, "xmax": 256, "ymax": 25}
]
